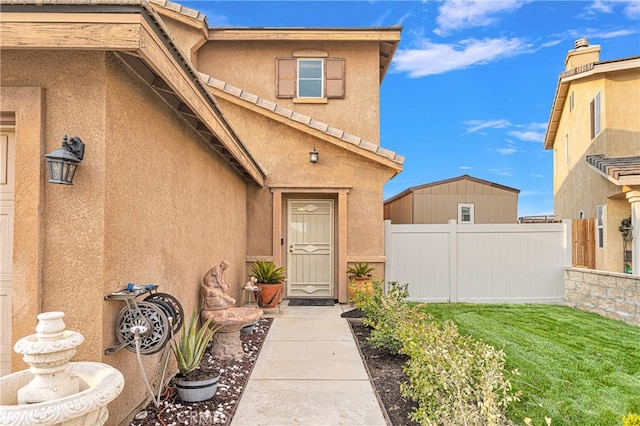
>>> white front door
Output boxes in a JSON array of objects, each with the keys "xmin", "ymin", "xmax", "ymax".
[
  {"xmin": 287, "ymin": 200, "xmax": 334, "ymax": 298},
  {"xmin": 0, "ymin": 130, "xmax": 15, "ymax": 376}
]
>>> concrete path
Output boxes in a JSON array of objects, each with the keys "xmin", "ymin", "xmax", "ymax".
[{"xmin": 230, "ymin": 301, "xmax": 387, "ymax": 426}]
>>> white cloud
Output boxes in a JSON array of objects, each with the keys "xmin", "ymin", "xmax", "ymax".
[
  {"xmin": 459, "ymin": 166, "xmax": 473, "ymax": 170},
  {"xmin": 586, "ymin": 0, "xmax": 640, "ymax": 19},
  {"xmin": 434, "ymin": 0, "xmax": 529, "ymax": 35},
  {"xmin": 463, "ymin": 119, "xmax": 512, "ymax": 135},
  {"xmin": 488, "ymin": 168, "xmax": 514, "ymax": 176},
  {"xmin": 393, "ymin": 37, "xmax": 527, "ymax": 77},
  {"xmin": 508, "ymin": 130, "xmax": 545, "ymax": 143},
  {"xmin": 496, "ymin": 147, "xmax": 517, "ymax": 155}
]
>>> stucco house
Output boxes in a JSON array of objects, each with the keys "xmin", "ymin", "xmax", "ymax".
[
  {"xmin": 384, "ymin": 175, "xmax": 520, "ymax": 224},
  {"xmin": 0, "ymin": 0, "xmax": 403, "ymax": 423},
  {"xmin": 543, "ymin": 38, "xmax": 640, "ymax": 275}
]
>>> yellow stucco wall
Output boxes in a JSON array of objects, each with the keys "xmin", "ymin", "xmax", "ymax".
[
  {"xmin": 551, "ymin": 66, "xmax": 640, "ymax": 272},
  {"xmin": 196, "ymin": 40, "xmax": 381, "ymax": 144},
  {"xmin": 1, "ymin": 50, "xmax": 251, "ymax": 425}
]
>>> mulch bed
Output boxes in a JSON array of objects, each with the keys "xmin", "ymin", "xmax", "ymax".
[{"xmin": 343, "ymin": 308, "xmax": 419, "ymax": 426}]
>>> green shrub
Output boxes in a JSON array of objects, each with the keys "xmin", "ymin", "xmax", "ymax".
[
  {"xmin": 354, "ymin": 280, "xmax": 410, "ymax": 354},
  {"xmin": 398, "ymin": 318, "xmax": 520, "ymax": 426},
  {"xmin": 623, "ymin": 413, "xmax": 640, "ymax": 426}
]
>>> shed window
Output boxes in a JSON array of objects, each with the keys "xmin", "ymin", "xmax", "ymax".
[
  {"xmin": 458, "ymin": 203, "xmax": 475, "ymax": 224},
  {"xmin": 276, "ymin": 57, "xmax": 345, "ymax": 99}
]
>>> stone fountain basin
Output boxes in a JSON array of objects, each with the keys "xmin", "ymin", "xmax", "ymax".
[
  {"xmin": 0, "ymin": 361, "xmax": 124, "ymax": 426},
  {"xmin": 202, "ymin": 307, "xmax": 263, "ymax": 333}
]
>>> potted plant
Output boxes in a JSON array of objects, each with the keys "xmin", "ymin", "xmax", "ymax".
[
  {"xmin": 347, "ymin": 262, "xmax": 375, "ymax": 301},
  {"xmin": 251, "ymin": 259, "xmax": 286, "ymax": 309},
  {"xmin": 170, "ymin": 309, "xmax": 220, "ymax": 402}
]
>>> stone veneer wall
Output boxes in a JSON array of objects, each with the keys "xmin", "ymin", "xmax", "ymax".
[{"xmin": 565, "ymin": 267, "xmax": 640, "ymax": 326}]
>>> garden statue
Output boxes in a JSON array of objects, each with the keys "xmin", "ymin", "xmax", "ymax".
[
  {"xmin": 202, "ymin": 260, "xmax": 236, "ymax": 310},
  {"xmin": 200, "ymin": 260, "xmax": 263, "ymax": 361}
]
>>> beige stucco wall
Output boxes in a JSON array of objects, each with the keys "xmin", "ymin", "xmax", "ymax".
[
  {"xmin": 196, "ymin": 40, "xmax": 381, "ymax": 144},
  {"xmin": 2, "ymin": 50, "xmax": 250, "ymax": 425},
  {"xmin": 215, "ymin": 98, "xmax": 394, "ymax": 298},
  {"xmin": 551, "ymin": 66, "xmax": 640, "ymax": 272}
]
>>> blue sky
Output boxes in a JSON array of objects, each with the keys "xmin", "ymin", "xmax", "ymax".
[{"xmin": 183, "ymin": 0, "xmax": 640, "ymax": 217}]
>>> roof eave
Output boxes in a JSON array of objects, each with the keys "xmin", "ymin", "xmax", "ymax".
[{"xmin": 0, "ymin": 1, "xmax": 266, "ymax": 186}]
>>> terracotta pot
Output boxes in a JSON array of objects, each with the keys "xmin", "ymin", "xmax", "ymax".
[
  {"xmin": 174, "ymin": 374, "xmax": 220, "ymax": 403},
  {"xmin": 347, "ymin": 277, "xmax": 373, "ymax": 301},
  {"xmin": 256, "ymin": 282, "xmax": 283, "ymax": 309}
]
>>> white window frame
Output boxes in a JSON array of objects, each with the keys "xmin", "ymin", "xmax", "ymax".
[
  {"xmin": 297, "ymin": 58, "xmax": 324, "ymax": 98},
  {"xmin": 597, "ymin": 205, "xmax": 604, "ymax": 249},
  {"xmin": 590, "ymin": 92, "xmax": 601, "ymax": 139},
  {"xmin": 458, "ymin": 203, "xmax": 475, "ymax": 224}
]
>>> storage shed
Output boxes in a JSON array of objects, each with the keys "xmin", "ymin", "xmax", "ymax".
[{"xmin": 384, "ymin": 175, "xmax": 520, "ymax": 224}]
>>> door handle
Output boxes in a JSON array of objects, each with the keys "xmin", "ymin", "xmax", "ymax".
[{"xmin": 289, "ymin": 244, "xmax": 293, "ymax": 253}]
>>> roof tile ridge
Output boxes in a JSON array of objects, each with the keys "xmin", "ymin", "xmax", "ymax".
[
  {"xmin": 149, "ymin": 0, "xmax": 207, "ymax": 22},
  {"xmin": 197, "ymin": 72, "xmax": 404, "ymax": 165}
]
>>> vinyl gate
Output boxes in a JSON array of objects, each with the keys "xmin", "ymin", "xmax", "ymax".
[{"xmin": 384, "ymin": 220, "xmax": 571, "ymax": 303}]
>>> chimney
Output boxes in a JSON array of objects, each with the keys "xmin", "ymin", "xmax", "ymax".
[{"xmin": 565, "ymin": 38, "xmax": 600, "ymax": 71}]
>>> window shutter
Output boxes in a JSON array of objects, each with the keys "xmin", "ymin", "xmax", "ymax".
[
  {"xmin": 276, "ymin": 58, "xmax": 296, "ymax": 98},
  {"xmin": 325, "ymin": 58, "xmax": 345, "ymax": 98}
]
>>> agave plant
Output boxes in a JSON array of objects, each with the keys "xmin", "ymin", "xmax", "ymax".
[
  {"xmin": 170, "ymin": 309, "xmax": 219, "ymax": 377},
  {"xmin": 347, "ymin": 262, "xmax": 374, "ymax": 278},
  {"xmin": 251, "ymin": 259, "xmax": 286, "ymax": 284}
]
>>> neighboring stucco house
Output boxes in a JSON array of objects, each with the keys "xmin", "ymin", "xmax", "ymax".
[
  {"xmin": 0, "ymin": 0, "xmax": 403, "ymax": 423},
  {"xmin": 384, "ymin": 175, "xmax": 519, "ymax": 224},
  {"xmin": 543, "ymin": 38, "xmax": 640, "ymax": 275}
]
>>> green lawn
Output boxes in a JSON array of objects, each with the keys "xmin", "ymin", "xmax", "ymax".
[{"xmin": 416, "ymin": 303, "xmax": 640, "ymax": 426}]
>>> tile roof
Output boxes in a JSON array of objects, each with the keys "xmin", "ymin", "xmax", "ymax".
[
  {"xmin": 586, "ymin": 155, "xmax": 640, "ymax": 185},
  {"xmin": 199, "ymin": 73, "xmax": 405, "ymax": 167},
  {"xmin": 384, "ymin": 174, "xmax": 519, "ymax": 203}
]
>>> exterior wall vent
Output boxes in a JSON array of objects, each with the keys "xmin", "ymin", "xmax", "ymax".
[{"xmin": 574, "ymin": 38, "xmax": 590, "ymax": 49}]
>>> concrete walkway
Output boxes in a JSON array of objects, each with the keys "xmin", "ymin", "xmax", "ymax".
[{"xmin": 230, "ymin": 301, "xmax": 387, "ymax": 426}]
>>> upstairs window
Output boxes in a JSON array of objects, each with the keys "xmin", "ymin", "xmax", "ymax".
[
  {"xmin": 590, "ymin": 92, "xmax": 601, "ymax": 139},
  {"xmin": 569, "ymin": 91, "xmax": 574, "ymax": 112},
  {"xmin": 276, "ymin": 56, "xmax": 345, "ymax": 100},
  {"xmin": 458, "ymin": 203, "xmax": 475, "ymax": 224},
  {"xmin": 298, "ymin": 59, "xmax": 323, "ymax": 98}
]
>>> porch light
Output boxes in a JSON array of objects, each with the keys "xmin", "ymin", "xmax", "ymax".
[
  {"xmin": 309, "ymin": 147, "xmax": 318, "ymax": 163},
  {"xmin": 45, "ymin": 135, "xmax": 85, "ymax": 185}
]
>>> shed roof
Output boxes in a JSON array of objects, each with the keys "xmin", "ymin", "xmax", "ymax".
[{"xmin": 384, "ymin": 175, "xmax": 520, "ymax": 204}]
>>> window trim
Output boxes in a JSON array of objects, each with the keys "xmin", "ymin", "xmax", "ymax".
[
  {"xmin": 596, "ymin": 205, "xmax": 604, "ymax": 249},
  {"xmin": 590, "ymin": 91, "xmax": 601, "ymax": 139},
  {"xmin": 458, "ymin": 203, "xmax": 475, "ymax": 224}
]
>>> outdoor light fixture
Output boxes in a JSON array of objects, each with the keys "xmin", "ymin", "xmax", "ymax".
[
  {"xmin": 45, "ymin": 135, "xmax": 85, "ymax": 185},
  {"xmin": 309, "ymin": 146, "xmax": 319, "ymax": 163}
]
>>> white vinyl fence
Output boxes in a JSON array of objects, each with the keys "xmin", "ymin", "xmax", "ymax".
[{"xmin": 384, "ymin": 219, "xmax": 571, "ymax": 303}]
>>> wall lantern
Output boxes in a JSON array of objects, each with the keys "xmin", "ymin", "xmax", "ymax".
[
  {"xmin": 309, "ymin": 146, "xmax": 319, "ymax": 163},
  {"xmin": 45, "ymin": 135, "xmax": 85, "ymax": 185}
]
